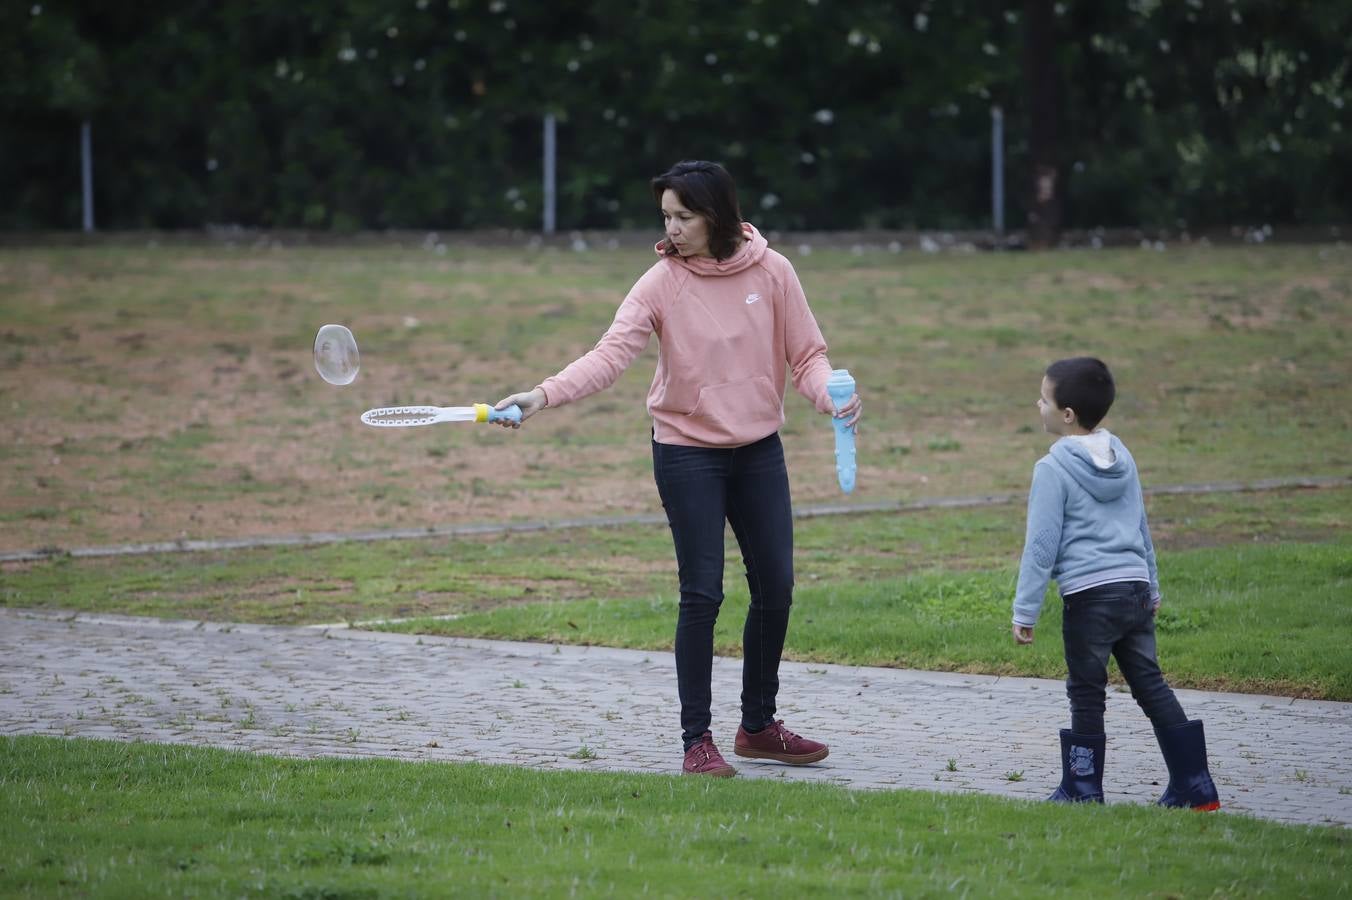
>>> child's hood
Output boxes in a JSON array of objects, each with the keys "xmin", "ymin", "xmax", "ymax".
[{"xmin": 1047, "ymin": 431, "xmax": 1135, "ymax": 503}]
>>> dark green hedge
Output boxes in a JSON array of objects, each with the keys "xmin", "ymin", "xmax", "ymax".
[{"xmin": 4, "ymin": 0, "xmax": 1349, "ymax": 231}]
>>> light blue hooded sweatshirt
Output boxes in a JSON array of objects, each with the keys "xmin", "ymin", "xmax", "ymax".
[{"xmin": 1012, "ymin": 431, "xmax": 1160, "ymax": 628}]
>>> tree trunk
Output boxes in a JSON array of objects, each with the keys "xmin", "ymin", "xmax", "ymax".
[{"xmin": 1023, "ymin": 0, "xmax": 1061, "ymax": 249}]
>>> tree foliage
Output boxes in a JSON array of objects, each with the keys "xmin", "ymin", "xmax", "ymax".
[{"xmin": 2, "ymin": 0, "xmax": 1348, "ymax": 231}]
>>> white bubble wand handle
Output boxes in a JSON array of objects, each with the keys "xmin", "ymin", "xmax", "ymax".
[
  {"xmin": 826, "ymin": 369, "xmax": 857, "ymax": 494},
  {"xmin": 360, "ymin": 403, "xmax": 522, "ymax": 427}
]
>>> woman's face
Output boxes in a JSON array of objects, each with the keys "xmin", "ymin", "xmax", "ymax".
[{"xmin": 660, "ymin": 189, "xmax": 712, "ymax": 258}]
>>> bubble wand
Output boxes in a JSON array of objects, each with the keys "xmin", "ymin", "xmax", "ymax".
[
  {"xmin": 360, "ymin": 404, "xmax": 523, "ymax": 427},
  {"xmin": 309, "ymin": 324, "xmax": 524, "ymax": 427}
]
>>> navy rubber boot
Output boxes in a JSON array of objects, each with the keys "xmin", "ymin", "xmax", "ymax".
[
  {"xmin": 1154, "ymin": 719, "xmax": 1221, "ymax": 811},
  {"xmin": 1048, "ymin": 729, "xmax": 1105, "ymax": 804}
]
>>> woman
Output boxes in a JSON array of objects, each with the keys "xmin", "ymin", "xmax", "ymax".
[{"xmin": 495, "ymin": 160, "xmax": 862, "ymax": 777}]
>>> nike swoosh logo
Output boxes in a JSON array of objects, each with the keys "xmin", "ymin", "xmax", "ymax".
[{"xmin": 745, "ymin": 293, "xmax": 761, "ymax": 305}]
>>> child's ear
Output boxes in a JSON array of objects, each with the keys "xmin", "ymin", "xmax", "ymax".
[{"xmin": 1063, "ymin": 407, "xmax": 1077, "ymax": 425}]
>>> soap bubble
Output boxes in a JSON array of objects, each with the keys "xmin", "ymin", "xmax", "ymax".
[{"xmin": 313, "ymin": 323, "xmax": 360, "ymax": 385}]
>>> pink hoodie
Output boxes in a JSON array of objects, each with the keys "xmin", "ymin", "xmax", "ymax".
[{"xmin": 538, "ymin": 223, "xmax": 837, "ymax": 448}]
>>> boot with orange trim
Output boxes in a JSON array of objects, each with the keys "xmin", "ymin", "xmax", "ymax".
[{"xmin": 1154, "ymin": 720, "xmax": 1221, "ymax": 811}]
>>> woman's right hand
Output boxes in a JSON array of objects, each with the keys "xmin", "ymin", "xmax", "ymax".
[
  {"xmin": 833, "ymin": 391, "xmax": 862, "ymax": 429},
  {"xmin": 494, "ymin": 388, "xmax": 547, "ymax": 428}
]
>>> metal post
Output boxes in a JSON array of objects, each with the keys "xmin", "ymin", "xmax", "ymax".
[
  {"xmin": 991, "ymin": 106, "xmax": 1004, "ymax": 236},
  {"xmin": 81, "ymin": 120, "xmax": 95, "ymax": 232},
  {"xmin": 542, "ymin": 113, "xmax": 556, "ymax": 235}
]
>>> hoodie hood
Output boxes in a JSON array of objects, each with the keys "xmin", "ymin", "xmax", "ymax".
[
  {"xmin": 654, "ymin": 222, "xmax": 767, "ymax": 276},
  {"xmin": 1048, "ymin": 431, "xmax": 1135, "ymax": 503}
]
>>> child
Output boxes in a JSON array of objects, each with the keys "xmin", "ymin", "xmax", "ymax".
[{"xmin": 1012, "ymin": 357, "xmax": 1219, "ymax": 810}]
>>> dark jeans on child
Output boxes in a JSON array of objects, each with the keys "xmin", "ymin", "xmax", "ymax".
[
  {"xmin": 652, "ymin": 433, "xmax": 794, "ymax": 750},
  {"xmin": 1062, "ymin": 579, "xmax": 1187, "ymax": 735}
]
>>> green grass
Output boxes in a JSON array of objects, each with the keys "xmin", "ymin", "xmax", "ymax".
[
  {"xmin": 1, "ymin": 736, "xmax": 1347, "ymax": 898},
  {"xmin": 4, "ymin": 486, "xmax": 1344, "ymax": 625},
  {"xmin": 379, "ymin": 537, "xmax": 1352, "ymax": 701}
]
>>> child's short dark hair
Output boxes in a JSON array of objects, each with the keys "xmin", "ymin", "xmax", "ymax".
[{"xmin": 1046, "ymin": 357, "xmax": 1115, "ymax": 430}]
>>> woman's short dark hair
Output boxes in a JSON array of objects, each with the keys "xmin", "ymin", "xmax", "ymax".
[
  {"xmin": 1046, "ymin": 357, "xmax": 1116, "ymax": 429},
  {"xmin": 651, "ymin": 160, "xmax": 744, "ymax": 261}
]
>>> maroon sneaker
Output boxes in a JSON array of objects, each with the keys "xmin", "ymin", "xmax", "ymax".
[
  {"xmin": 734, "ymin": 720, "xmax": 829, "ymax": 765},
  {"xmin": 683, "ymin": 731, "xmax": 736, "ymax": 777}
]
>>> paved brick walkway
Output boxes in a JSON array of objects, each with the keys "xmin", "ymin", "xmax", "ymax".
[{"xmin": 2, "ymin": 608, "xmax": 1348, "ymax": 828}]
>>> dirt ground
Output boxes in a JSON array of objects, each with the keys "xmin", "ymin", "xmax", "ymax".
[
  {"xmin": 4, "ymin": 237, "xmax": 1348, "ymax": 554},
  {"xmin": 0, "ymin": 297, "xmax": 940, "ymax": 552}
]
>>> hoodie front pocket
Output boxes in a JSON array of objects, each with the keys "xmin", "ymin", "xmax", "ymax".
[{"xmin": 687, "ymin": 376, "xmax": 782, "ymax": 436}]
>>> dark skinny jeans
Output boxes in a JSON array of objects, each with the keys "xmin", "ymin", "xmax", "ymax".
[
  {"xmin": 652, "ymin": 433, "xmax": 795, "ymax": 750},
  {"xmin": 1062, "ymin": 580, "xmax": 1188, "ymax": 735}
]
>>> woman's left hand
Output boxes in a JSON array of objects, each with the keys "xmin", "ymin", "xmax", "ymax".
[{"xmin": 833, "ymin": 392, "xmax": 862, "ymax": 429}]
